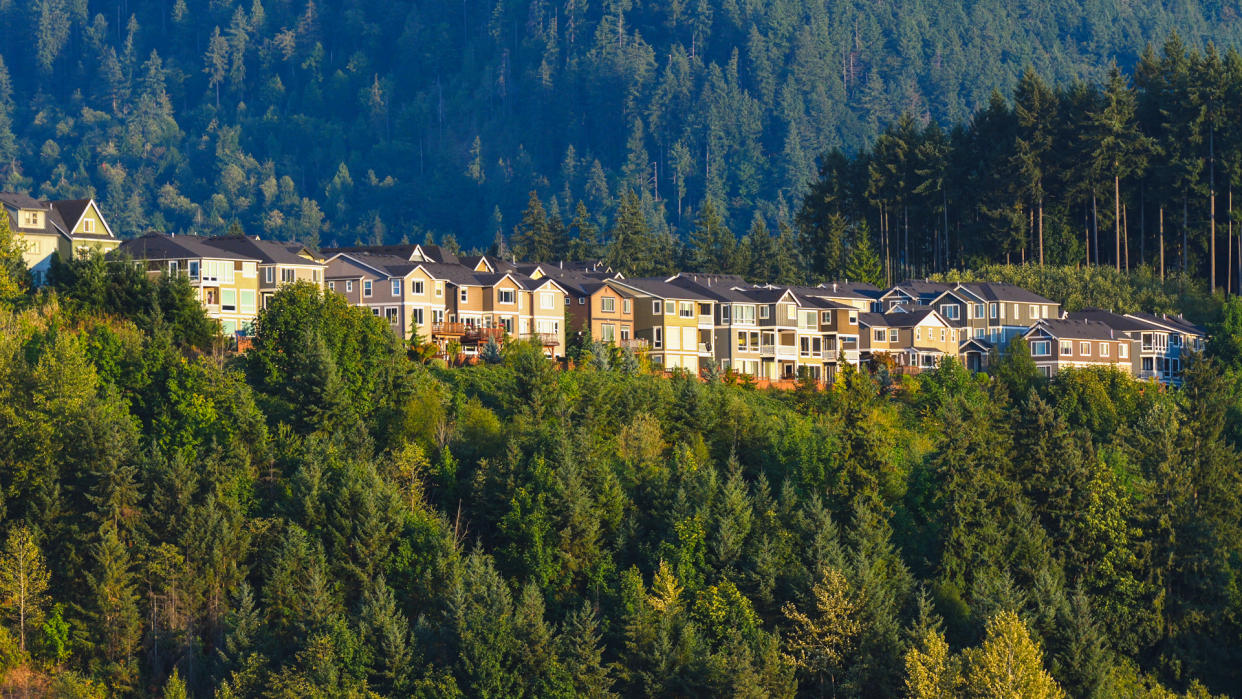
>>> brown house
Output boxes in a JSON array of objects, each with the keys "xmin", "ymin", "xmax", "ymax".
[{"xmin": 1022, "ymin": 318, "xmax": 1134, "ymax": 378}]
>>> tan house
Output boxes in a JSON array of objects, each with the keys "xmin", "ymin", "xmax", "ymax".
[
  {"xmin": 324, "ymin": 253, "xmax": 454, "ymax": 342},
  {"xmin": 114, "ymin": 233, "xmax": 261, "ymax": 336},
  {"xmin": 1022, "ymin": 318, "xmax": 1134, "ymax": 378},
  {"xmin": 201, "ymin": 235, "xmax": 324, "ymax": 308},
  {"xmin": 1, "ymin": 193, "xmax": 121, "ymax": 283},
  {"xmin": 927, "ymin": 282, "xmax": 1060, "ymax": 348},
  {"xmin": 858, "ymin": 308, "xmax": 959, "ymax": 372},
  {"xmin": 556, "ymin": 274, "xmax": 642, "ymax": 347},
  {"xmin": 616, "ymin": 277, "xmax": 715, "ymax": 373}
]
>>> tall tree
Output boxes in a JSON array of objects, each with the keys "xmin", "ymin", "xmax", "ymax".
[{"xmin": 0, "ymin": 526, "xmax": 49, "ymax": 653}]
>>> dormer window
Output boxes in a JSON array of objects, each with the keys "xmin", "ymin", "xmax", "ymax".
[{"xmin": 20, "ymin": 210, "xmax": 43, "ymax": 228}]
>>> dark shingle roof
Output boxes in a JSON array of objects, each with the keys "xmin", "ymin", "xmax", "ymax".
[
  {"xmin": 1065, "ymin": 310, "xmax": 1150, "ymax": 332},
  {"xmin": 1126, "ymin": 312, "xmax": 1205, "ymax": 336},
  {"xmin": 886, "ymin": 280, "xmax": 954, "ymax": 300},
  {"xmin": 116, "ymin": 233, "xmax": 259, "ymax": 261},
  {"xmin": 957, "ymin": 281, "xmax": 1055, "ymax": 304},
  {"xmin": 619, "ymin": 277, "xmax": 715, "ymax": 301},
  {"xmin": 203, "ymin": 235, "xmax": 322, "ymax": 266},
  {"xmin": 1029, "ymin": 318, "xmax": 1120, "ymax": 341}
]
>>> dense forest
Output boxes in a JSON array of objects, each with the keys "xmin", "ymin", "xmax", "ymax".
[
  {"xmin": 1, "ymin": 0, "xmax": 1241, "ymax": 254},
  {"xmin": 4, "ymin": 186, "xmax": 1242, "ymax": 696}
]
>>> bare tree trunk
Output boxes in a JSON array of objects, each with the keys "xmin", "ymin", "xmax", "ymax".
[
  {"xmin": 1210, "ymin": 125, "xmax": 1216, "ymax": 292},
  {"xmin": 1183, "ymin": 196, "xmax": 1189, "ymax": 274},
  {"xmin": 1092, "ymin": 192, "xmax": 1099, "ymax": 267},
  {"xmin": 1159, "ymin": 207, "xmax": 1165, "ymax": 280},
  {"xmin": 1038, "ymin": 198, "xmax": 1044, "ymax": 266},
  {"xmin": 1114, "ymin": 174, "xmax": 1122, "ymax": 272},
  {"xmin": 1123, "ymin": 204, "xmax": 1129, "ymax": 272}
]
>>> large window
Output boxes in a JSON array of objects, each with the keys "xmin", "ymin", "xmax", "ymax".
[
  {"xmin": 874, "ymin": 329, "xmax": 885, "ymax": 342},
  {"xmin": 1030, "ymin": 340, "xmax": 1051, "ymax": 357},
  {"xmin": 540, "ymin": 292, "xmax": 555, "ymax": 309},
  {"xmin": 282, "ymin": 268, "xmax": 296, "ymax": 284},
  {"xmin": 498, "ymin": 289, "xmax": 516, "ymax": 304},
  {"xmin": 734, "ymin": 305, "xmax": 756, "ymax": 324},
  {"xmin": 1119, "ymin": 342, "xmax": 1129, "ymax": 359},
  {"xmin": 679, "ymin": 301, "xmax": 693, "ymax": 318},
  {"xmin": 385, "ymin": 307, "xmax": 399, "ymax": 324},
  {"xmin": 412, "ymin": 308, "xmax": 424, "ymax": 326},
  {"xmin": 221, "ymin": 289, "xmax": 237, "ymax": 312},
  {"xmin": 601, "ymin": 296, "xmax": 616, "ymax": 312},
  {"xmin": 240, "ymin": 289, "xmax": 256, "ymax": 314},
  {"xmin": 940, "ymin": 304, "xmax": 959, "ymax": 320},
  {"xmin": 1061, "ymin": 341, "xmax": 1073, "ymax": 356},
  {"xmin": 1079, "ymin": 341, "xmax": 1091, "ymax": 356},
  {"xmin": 601, "ymin": 324, "xmax": 616, "ymax": 342}
]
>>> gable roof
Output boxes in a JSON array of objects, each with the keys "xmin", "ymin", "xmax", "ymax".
[
  {"xmin": 1064, "ymin": 309, "xmax": 1151, "ymax": 333},
  {"xmin": 1026, "ymin": 318, "xmax": 1119, "ymax": 342},
  {"xmin": 957, "ymin": 281, "xmax": 1056, "ymax": 304},
  {"xmin": 202, "ymin": 235, "xmax": 323, "ymax": 266},
  {"xmin": 1125, "ymin": 312, "xmax": 1205, "ymax": 336},
  {"xmin": 858, "ymin": 309, "xmax": 944, "ymax": 329},
  {"xmin": 616, "ymin": 277, "xmax": 715, "ymax": 301},
  {"xmin": 115, "ymin": 232, "xmax": 260, "ymax": 261},
  {"xmin": 883, "ymin": 280, "xmax": 955, "ymax": 301}
]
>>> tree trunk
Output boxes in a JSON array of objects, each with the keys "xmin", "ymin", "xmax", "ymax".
[
  {"xmin": 1183, "ymin": 196, "xmax": 1189, "ymax": 274},
  {"xmin": 1114, "ymin": 173, "xmax": 1122, "ymax": 272},
  {"xmin": 1210, "ymin": 125, "xmax": 1216, "ymax": 292},
  {"xmin": 1123, "ymin": 204, "xmax": 1129, "ymax": 272},
  {"xmin": 1159, "ymin": 206, "xmax": 1165, "ymax": 280},
  {"xmin": 1038, "ymin": 198, "xmax": 1044, "ymax": 266},
  {"xmin": 1092, "ymin": 192, "xmax": 1099, "ymax": 267}
]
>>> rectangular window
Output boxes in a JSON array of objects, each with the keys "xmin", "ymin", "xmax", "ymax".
[
  {"xmin": 601, "ymin": 296, "xmax": 616, "ymax": 313},
  {"xmin": 578, "ymin": 296, "xmax": 585, "ymax": 305},
  {"xmin": 665, "ymin": 301, "xmax": 676, "ymax": 316},
  {"xmin": 1030, "ymin": 340, "xmax": 1051, "ymax": 357},
  {"xmin": 737, "ymin": 332, "xmax": 746, "ymax": 350},
  {"xmin": 623, "ymin": 299, "xmax": 631, "ymax": 314},
  {"xmin": 328, "ymin": 281, "xmax": 336, "ymax": 291},
  {"xmin": 735, "ymin": 305, "xmax": 756, "ymax": 324},
  {"xmin": 81, "ymin": 218, "xmax": 96, "ymax": 233},
  {"xmin": 653, "ymin": 301, "xmax": 662, "ymax": 315},
  {"xmin": 240, "ymin": 289, "xmax": 256, "ymax": 314},
  {"xmin": 541, "ymin": 293, "xmax": 555, "ymax": 309},
  {"xmin": 621, "ymin": 327, "xmax": 630, "ymax": 340},
  {"xmin": 221, "ymin": 289, "xmax": 237, "ymax": 312},
  {"xmin": 601, "ymin": 324, "xmax": 616, "ymax": 342},
  {"xmin": 785, "ymin": 304, "xmax": 797, "ymax": 320},
  {"xmin": 848, "ymin": 311, "xmax": 857, "ymax": 324},
  {"xmin": 168, "ymin": 260, "xmax": 179, "ymax": 275},
  {"xmin": 874, "ymin": 329, "xmax": 885, "ymax": 342},
  {"xmin": 188, "ymin": 261, "xmax": 199, "ymax": 280},
  {"xmin": 915, "ymin": 328, "xmax": 921, "ymax": 340},
  {"xmin": 435, "ymin": 282, "xmax": 444, "ymax": 297},
  {"xmin": 1029, "ymin": 304, "xmax": 1039, "ymax": 320},
  {"xmin": 1079, "ymin": 341, "xmax": 1091, "ymax": 356},
  {"xmin": 460, "ymin": 288, "xmax": 468, "ymax": 303},
  {"xmin": 760, "ymin": 305, "xmax": 770, "ymax": 319},
  {"xmin": 1101, "ymin": 343, "xmax": 1110, "ymax": 357},
  {"xmin": 412, "ymin": 308, "xmax": 424, "ymax": 326},
  {"xmin": 653, "ymin": 327, "xmax": 663, "ymax": 348},
  {"xmin": 889, "ymin": 329, "xmax": 899, "ymax": 342},
  {"xmin": 278, "ymin": 268, "xmax": 292, "ymax": 284},
  {"xmin": 941, "ymin": 304, "xmax": 959, "ymax": 320},
  {"xmin": 1061, "ymin": 340, "xmax": 1073, "ymax": 356},
  {"xmin": 940, "ymin": 328, "xmax": 946, "ymax": 341},
  {"xmin": 346, "ymin": 280, "xmax": 354, "ymax": 293},
  {"xmin": 1119, "ymin": 343, "xmax": 1128, "ymax": 359},
  {"xmin": 412, "ymin": 280, "xmax": 425, "ymax": 295},
  {"xmin": 973, "ymin": 304, "xmax": 985, "ymax": 319},
  {"xmin": 264, "ymin": 267, "xmax": 274, "ymax": 283},
  {"xmin": 679, "ymin": 302, "xmax": 693, "ymax": 318},
  {"xmin": 392, "ymin": 279, "xmax": 401, "ymax": 296},
  {"xmin": 721, "ymin": 305, "xmax": 730, "ymax": 323},
  {"xmin": 498, "ymin": 289, "xmax": 516, "ymax": 304},
  {"xmin": 363, "ymin": 280, "xmax": 373, "ymax": 297},
  {"xmin": 385, "ymin": 307, "xmax": 399, "ymax": 324},
  {"xmin": 989, "ymin": 303, "xmax": 998, "ymax": 319}
]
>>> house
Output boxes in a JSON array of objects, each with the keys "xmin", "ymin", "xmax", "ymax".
[
  {"xmin": 928, "ymin": 282, "xmax": 1060, "ymax": 348},
  {"xmin": 114, "ymin": 233, "xmax": 262, "ymax": 336},
  {"xmin": 1021, "ymin": 318, "xmax": 1134, "ymax": 378},
  {"xmin": 323, "ymin": 243, "xmax": 459, "ymax": 265},
  {"xmin": 1, "ymin": 194, "xmax": 121, "ymax": 283},
  {"xmin": 1065, "ymin": 309, "xmax": 1205, "ymax": 385},
  {"xmin": 200, "ymin": 235, "xmax": 325, "ymax": 308},
  {"xmin": 858, "ymin": 308, "xmax": 959, "ymax": 372},
  {"xmin": 554, "ymin": 273, "xmax": 642, "ymax": 348},
  {"xmin": 800, "ymin": 281, "xmax": 884, "ymax": 312},
  {"xmin": 615, "ymin": 277, "xmax": 715, "ymax": 373},
  {"xmin": 665, "ymin": 275, "xmax": 765, "ymax": 378},
  {"xmin": 879, "ymin": 281, "xmax": 955, "ymax": 311}
]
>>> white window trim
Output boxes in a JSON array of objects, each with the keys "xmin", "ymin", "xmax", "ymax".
[{"xmin": 363, "ymin": 280, "xmax": 373, "ymax": 298}]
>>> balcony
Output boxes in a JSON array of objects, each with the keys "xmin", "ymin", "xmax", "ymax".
[
  {"xmin": 522, "ymin": 332, "xmax": 560, "ymax": 346},
  {"xmin": 618, "ymin": 338, "xmax": 648, "ymax": 350},
  {"xmin": 464, "ymin": 327, "xmax": 505, "ymax": 343},
  {"xmin": 760, "ymin": 344, "xmax": 797, "ymax": 358},
  {"xmin": 698, "ymin": 314, "xmax": 715, "ymax": 329},
  {"xmin": 697, "ymin": 342, "xmax": 713, "ymax": 355},
  {"xmin": 432, "ymin": 322, "xmax": 466, "ymax": 336}
]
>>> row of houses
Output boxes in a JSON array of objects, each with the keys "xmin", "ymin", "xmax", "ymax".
[{"xmin": 2, "ymin": 193, "xmax": 1206, "ymax": 386}]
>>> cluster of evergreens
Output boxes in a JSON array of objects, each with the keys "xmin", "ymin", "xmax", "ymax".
[
  {"xmin": 798, "ymin": 39, "xmax": 1242, "ymax": 293},
  {"xmin": 2, "ymin": 188, "xmax": 1242, "ymax": 697},
  {"xmin": 0, "ymin": 1, "xmax": 1239, "ymax": 251}
]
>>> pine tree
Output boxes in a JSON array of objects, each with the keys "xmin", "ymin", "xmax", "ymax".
[
  {"xmin": 1087, "ymin": 64, "xmax": 1152, "ymax": 271},
  {"xmin": 568, "ymin": 201, "xmax": 603, "ymax": 261},
  {"xmin": 686, "ymin": 198, "xmax": 735, "ymax": 273},
  {"xmin": 843, "ymin": 223, "xmax": 883, "ymax": 286},
  {"xmin": 781, "ymin": 567, "xmax": 860, "ymax": 695},
  {"xmin": 0, "ymin": 526, "xmax": 49, "ymax": 653},
  {"xmin": 86, "ymin": 523, "xmax": 142, "ymax": 692},
  {"xmin": 359, "ymin": 575, "xmax": 413, "ymax": 695},
  {"xmin": 204, "ymin": 27, "xmax": 229, "ymax": 109},
  {"xmin": 512, "ymin": 191, "xmax": 553, "ymax": 262},
  {"xmin": 557, "ymin": 602, "xmax": 616, "ymax": 697}
]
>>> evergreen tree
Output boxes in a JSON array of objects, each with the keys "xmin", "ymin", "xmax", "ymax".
[
  {"xmin": 686, "ymin": 198, "xmax": 735, "ymax": 273},
  {"xmin": 843, "ymin": 223, "xmax": 883, "ymax": 286}
]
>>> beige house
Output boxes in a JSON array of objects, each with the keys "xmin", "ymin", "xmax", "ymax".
[
  {"xmin": 616, "ymin": 277, "xmax": 715, "ymax": 373},
  {"xmin": 114, "ymin": 233, "xmax": 262, "ymax": 336},
  {"xmin": 1, "ymin": 193, "xmax": 120, "ymax": 283},
  {"xmin": 858, "ymin": 308, "xmax": 959, "ymax": 372},
  {"xmin": 201, "ymin": 235, "xmax": 324, "ymax": 308}
]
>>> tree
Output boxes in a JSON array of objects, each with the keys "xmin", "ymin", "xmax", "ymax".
[
  {"xmin": 0, "ymin": 208, "xmax": 28, "ymax": 307},
  {"xmin": 204, "ymin": 26, "xmax": 229, "ymax": 109},
  {"xmin": 686, "ymin": 198, "xmax": 735, "ymax": 273},
  {"xmin": 85, "ymin": 523, "xmax": 142, "ymax": 692},
  {"xmin": 904, "ymin": 628, "xmax": 959, "ymax": 699},
  {"xmin": 1087, "ymin": 65, "xmax": 1152, "ymax": 271},
  {"xmin": 0, "ymin": 527, "xmax": 49, "ymax": 653},
  {"xmin": 781, "ymin": 567, "xmax": 860, "ymax": 695},
  {"xmin": 963, "ymin": 611, "xmax": 1066, "ymax": 698},
  {"xmin": 843, "ymin": 223, "xmax": 883, "ymax": 286},
  {"xmin": 512, "ymin": 191, "xmax": 553, "ymax": 262}
]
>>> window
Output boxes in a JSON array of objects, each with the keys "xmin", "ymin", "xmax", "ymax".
[
  {"xmin": 915, "ymin": 328, "xmax": 921, "ymax": 340},
  {"xmin": 363, "ymin": 280, "xmax": 373, "ymax": 297},
  {"xmin": 264, "ymin": 267, "xmax": 275, "ymax": 283},
  {"xmin": 410, "ymin": 280, "xmax": 423, "ymax": 294},
  {"xmin": 601, "ymin": 324, "xmax": 616, "ymax": 342},
  {"xmin": 412, "ymin": 308, "xmax": 424, "ymax": 326},
  {"xmin": 391, "ymin": 279, "xmax": 401, "ymax": 296},
  {"xmin": 1119, "ymin": 343, "xmax": 1129, "ymax": 359},
  {"xmin": 721, "ymin": 305, "xmax": 730, "ymax": 323},
  {"xmin": 346, "ymin": 280, "xmax": 354, "ymax": 293},
  {"xmin": 786, "ymin": 304, "xmax": 797, "ymax": 320},
  {"xmin": 601, "ymin": 296, "xmax": 616, "ymax": 313},
  {"xmin": 283, "ymin": 268, "xmax": 297, "ymax": 284},
  {"xmin": 579, "ymin": 297, "xmax": 586, "ymax": 305},
  {"xmin": 621, "ymin": 327, "xmax": 630, "ymax": 340},
  {"xmin": 432, "ymin": 309, "xmax": 444, "ymax": 323},
  {"xmin": 385, "ymin": 307, "xmax": 399, "ymax": 324},
  {"xmin": 168, "ymin": 261, "xmax": 179, "ymax": 275},
  {"xmin": 989, "ymin": 303, "xmax": 998, "ymax": 319},
  {"xmin": 653, "ymin": 301, "xmax": 663, "ymax": 315},
  {"xmin": 328, "ymin": 281, "xmax": 335, "ymax": 291},
  {"xmin": 940, "ymin": 328, "xmax": 946, "ymax": 341},
  {"xmin": 435, "ymin": 282, "xmax": 444, "ymax": 298},
  {"xmin": 371, "ymin": 308, "xmax": 380, "ymax": 316},
  {"xmin": 498, "ymin": 289, "xmax": 516, "ymax": 304},
  {"xmin": 889, "ymin": 329, "xmax": 898, "ymax": 342},
  {"xmin": 1061, "ymin": 340, "xmax": 1073, "ymax": 356},
  {"xmin": 1100, "ymin": 343, "xmax": 1110, "ymax": 357},
  {"xmin": 1079, "ymin": 341, "xmax": 1091, "ymax": 356},
  {"xmin": 874, "ymin": 329, "xmax": 886, "ymax": 342},
  {"xmin": 1029, "ymin": 304, "xmax": 1039, "ymax": 319},
  {"xmin": 460, "ymin": 288, "xmax": 468, "ymax": 302},
  {"xmin": 313, "ymin": 270, "xmax": 321, "ymax": 283},
  {"xmin": 848, "ymin": 311, "xmax": 857, "ymax": 324},
  {"xmin": 973, "ymin": 303, "xmax": 985, "ymax": 319},
  {"xmin": 623, "ymin": 299, "xmax": 631, "ymax": 314},
  {"xmin": 81, "ymin": 218, "xmax": 96, "ymax": 234},
  {"xmin": 821, "ymin": 311, "xmax": 832, "ymax": 324},
  {"xmin": 760, "ymin": 305, "xmax": 770, "ymax": 319},
  {"xmin": 240, "ymin": 289, "xmax": 256, "ymax": 314},
  {"xmin": 737, "ymin": 332, "xmax": 747, "ymax": 350},
  {"xmin": 800, "ymin": 310, "xmax": 817, "ymax": 329},
  {"xmin": 1030, "ymin": 340, "xmax": 1051, "ymax": 357},
  {"xmin": 679, "ymin": 302, "xmax": 693, "ymax": 318},
  {"xmin": 1011, "ymin": 304, "xmax": 1018, "ymax": 319},
  {"xmin": 221, "ymin": 289, "xmax": 237, "ymax": 312},
  {"xmin": 188, "ymin": 261, "xmax": 199, "ymax": 280},
  {"xmin": 941, "ymin": 304, "xmax": 959, "ymax": 320},
  {"xmin": 20, "ymin": 210, "xmax": 41, "ymax": 227},
  {"xmin": 665, "ymin": 302, "xmax": 676, "ymax": 316},
  {"xmin": 735, "ymin": 305, "xmax": 756, "ymax": 324},
  {"xmin": 654, "ymin": 327, "xmax": 663, "ymax": 348},
  {"xmin": 540, "ymin": 293, "xmax": 555, "ymax": 309}
]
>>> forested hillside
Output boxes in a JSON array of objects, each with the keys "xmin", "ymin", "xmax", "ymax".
[
  {"xmin": 3, "ymin": 192, "xmax": 1242, "ymax": 696},
  {"xmin": 0, "ymin": 0, "xmax": 1238, "ymax": 250}
]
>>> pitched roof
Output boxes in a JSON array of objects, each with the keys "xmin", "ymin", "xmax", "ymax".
[
  {"xmin": 858, "ymin": 309, "xmax": 942, "ymax": 328},
  {"xmin": 322, "ymin": 243, "xmax": 459, "ymax": 264},
  {"xmin": 202, "ymin": 235, "xmax": 322, "ymax": 266},
  {"xmin": 1064, "ymin": 309, "xmax": 1151, "ymax": 332},
  {"xmin": 115, "ymin": 232, "xmax": 260, "ymax": 261},
  {"xmin": 810, "ymin": 281, "xmax": 884, "ymax": 299},
  {"xmin": 618, "ymin": 277, "xmax": 715, "ymax": 301},
  {"xmin": 1027, "ymin": 318, "xmax": 1120, "ymax": 341},
  {"xmin": 957, "ymin": 281, "xmax": 1056, "ymax": 304},
  {"xmin": 1126, "ymin": 312, "xmax": 1205, "ymax": 336},
  {"xmin": 884, "ymin": 280, "xmax": 955, "ymax": 300}
]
